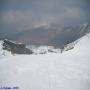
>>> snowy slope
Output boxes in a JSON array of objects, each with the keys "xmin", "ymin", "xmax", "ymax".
[
  {"xmin": 0, "ymin": 34, "xmax": 90, "ymax": 90},
  {"xmin": 0, "ymin": 41, "xmax": 12, "ymax": 59}
]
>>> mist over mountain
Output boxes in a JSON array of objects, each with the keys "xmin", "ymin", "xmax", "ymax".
[
  {"xmin": 0, "ymin": 0, "xmax": 89, "ymax": 37},
  {"xmin": 0, "ymin": 0, "xmax": 90, "ymax": 48},
  {"xmin": 6, "ymin": 23, "xmax": 89, "ymax": 48}
]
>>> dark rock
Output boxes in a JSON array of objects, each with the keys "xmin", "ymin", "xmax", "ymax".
[{"xmin": 3, "ymin": 39, "xmax": 33, "ymax": 54}]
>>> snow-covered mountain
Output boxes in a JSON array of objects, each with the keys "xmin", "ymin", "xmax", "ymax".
[{"xmin": 0, "ymin": 34, "xmax": 90, "ymax": 90}]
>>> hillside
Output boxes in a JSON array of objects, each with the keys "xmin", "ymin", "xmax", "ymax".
[{"xmin": 0, "ymin": 34, "xmax": 90, "ymax": 90}]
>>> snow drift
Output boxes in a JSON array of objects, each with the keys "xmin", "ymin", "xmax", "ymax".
[{"xmin": 0, "ymin": 34, "xmax": 90, "ymax": 90}]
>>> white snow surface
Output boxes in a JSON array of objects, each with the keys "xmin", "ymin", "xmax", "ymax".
[
  {"xmin": 0, "ymin": 34, "xmax": 90, "ymax": 90},
  {"xmin": 0, "ymin": 41, "xmax": 12, "ymax": 59}
]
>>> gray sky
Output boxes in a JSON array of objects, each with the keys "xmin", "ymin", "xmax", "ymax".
[{"xmin": 0, "ymin": 0, "xmax": 89, "ymax": 34}]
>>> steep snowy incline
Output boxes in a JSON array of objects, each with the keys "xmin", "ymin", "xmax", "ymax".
[{"xmin": 0, "ymin": 34, "xmax": 90, "ymax": 90}]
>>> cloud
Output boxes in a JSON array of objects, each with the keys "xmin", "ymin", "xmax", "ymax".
[
  {"xmin": 1, "ymin": 7, "xmax": 86, "ymax": 25},
  {"xmin": 2, "ymin": 10, "xmax": 32, "ymax": 24},
  {"xmin": 0, "ymin": 0, "xmax": 89, "ymax": 34},
  {"xmin": 65, "ymin": 8, "xmax": 85, "ymax": 18},
  {"xmin": 1, "ymin": 10, "xmax": 50, "ymax": 33}
]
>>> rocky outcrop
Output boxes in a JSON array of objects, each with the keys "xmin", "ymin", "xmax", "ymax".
[{"xmin": 3, "ymin": 39, "xmax": 33, "ymax": 54}]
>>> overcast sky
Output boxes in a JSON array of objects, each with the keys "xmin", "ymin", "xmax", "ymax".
[{"xmin": 0, "ymin": 0, "xmax": 89, "ymax": 34}]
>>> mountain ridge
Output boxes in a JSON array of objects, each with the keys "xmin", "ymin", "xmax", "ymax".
[{"xmin": 8, "ymin": 23, "xmax": 90, "ymax": 48}]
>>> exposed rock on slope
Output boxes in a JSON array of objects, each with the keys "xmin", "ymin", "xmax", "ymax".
[{"xmin": 2, "ymin": 39, "xmax": 33, "ymax": 54}]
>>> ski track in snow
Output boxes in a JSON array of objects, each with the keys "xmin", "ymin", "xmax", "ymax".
[{"xmin": 0, "ymin": 35, "xmax": 90, "ymax": 90}]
